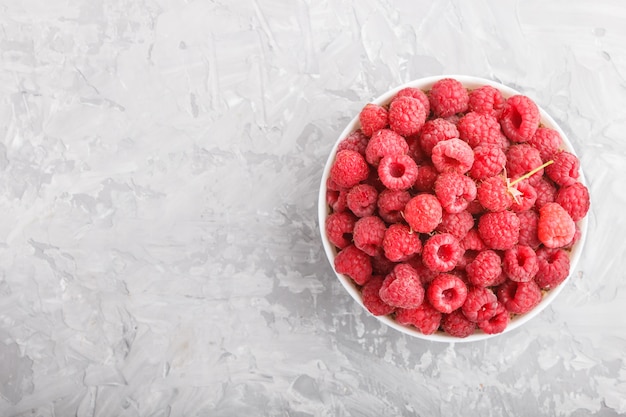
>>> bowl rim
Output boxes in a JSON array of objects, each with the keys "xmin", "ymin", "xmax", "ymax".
[{"xmin": 318, "ymin": 75, "xmax": 589, "ymax": 343}]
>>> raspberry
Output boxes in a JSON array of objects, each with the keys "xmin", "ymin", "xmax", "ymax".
[
  {"xmin": 325, "ymin": 211, "xmax": 357, "ymax": 249},
  {"xmin": 564, "ymin": 225, "xmax": 582, "ymax": 250},
  {"xmin": 388, "ymin": 96, "xmax": 427, "ymax": 137},
  {"xmin": 497, "ymin": 279, "xmax": 542, "ymax": 314},
  {"xmin": 499, "ymin": 95, "xmax": 540, "ymax": 143},
  {"xmin": 469, "ymin": 144, "xmax": 506, "ymax": 181},
  {"xmin": 461, "ymin": 286, "xmax": 498, "ymax": 322},
  {"xmin": 359, "ymin": 103, "xmax": 388, "ymax": 137},
  {"xmin": 457, "ymin": 112, "xmax": 506, "ymax": 148},
  {"xmin": 413, "ymin": 162, "xmax": 438, "ymax": 192},
  {"xmin": 330, "ymin": 150, "xmax": 370, "ymax": 189},
  {"xmin": 365, "ymin": 129, "xmax": 409, "ymax": 166},
  {"xmin": 371, "ymin": 252, "xmax": 396, "ymax": 276},
  {"xmin": 361, "ymin": 275, "xmax": 396, "ymax": 316},
  {"xmin": 516, "ymin": 209, "xmax": 541, "ymax": 249},
  {"xmin": 537, "ymin": 202, "xmax": 576, "ymax": 248},
  {"xmin": 468, "ymin": 85, "xmax": 505, "ymax": 117},
  {"xmin": 556, "ymin": 182, "xmax": 590, "ymax": 222},
  {"xmin": 378, "ymin": 154, "xmax": 419, "ymax": 191},
  {"xmin": 353, "ymin": 215, "xmax": 387, "ymax": 256},
  {"xmin": 441, "ymin": 309, "xmax": 476, "ymax": 337},
  {"xmin": 534, "ymin": 177, "xmax": 557, "ymax": 209},
  {"xmin": 436, "ymin": 210, "xmax": 474, "ymax": 240},
  {"xmin": 477, "ymin": 176, "xmax": 513, "ymax": 212},
  {"xmin": 422, "ymin": 233, "xmax": 463, "ymax": 272},
  {"xmin": 431, "ymin": 138, "xmax": 475, "ymax": 174},
  {"xmin": 509, "ymin": 180, "xmax": 537, "ymax": 212},
  {"xmin": 326, "ymin": 188, "xmax": 348, "ymax": 213},
  {"xmin": 466, "ymin": 250, "xmax": 503, "ymax": 287},
  {"xmin": 426, "ymin": 273, "xmax": 468, "ymax": 313},
  {"xmin": 334, "ymin": 244, "xmax": 372, "ymax": 285},
  {"xmin": 395, "ymin": 87, "xmax": 431, "ymax": 116},
  {"xmin": 503, "ymin": 245, "xmax": 538, "ymax": 282},
  {"xmin": 476, "ymin": 302, "xmax": 509, "ymax": 334},
  {"xmin": 337, "ymin": 129, "xmax": 369, "ymax": 156},
  {"xmin": 395, "ymin": 299, "xmax": 442, "ymax": 335},
  {"xmin": 346, "ymin": 184, "xmax": 378, "ymax": 217},
  {"xmin": 478, "ymin": 210, "xmax": 520, "ymax": 250},
  {"xmin": 506, "ymin": 144, "xmax": 544, "ymax": 185},
  {"xmin": 377, "ymin": 189, "xmax": 411, "ymax": 224},
  {"xmin": 383, "ymin": 223, "xmax": 422, "ymax": 262},
  {"xmin": 419, "ymin": 118, "xmax": 459, "ymax": 156},
  {"xmin": 535, "ymin": 247, "xmax": 570, "ymax": 290},
  {"xmin": 528, "ymin": 127, "xmax": 562, "ymax": 161},
  {"xmin": 466, "ymin": 198, "xmax": 485, "ymax": 215},
  {"xmin": 461, "ymin": 228, "xmax": 487, "ymax": 251},
  {"xmin": 403, "ymin": 194, "xmax": 443, "ymax": 233},
  {"xmin": 545, "ymin": 151, "xmax": 580, "ymax": 187},
  {"xmin": 429, "ymin": 78, "xmax": 469, "ymax": 118},
  {"xmin": 379, "ymin": 263, "xmax": 425, "ymax": 309},
  {"xmin": 434, "ymin": 172, "xmax": 477, "ymax": 214},
  {"xmin": 407, "ymin": 256, "xmax": 438, "ymax": 286},
  {"xmin": 405, "ymin": 134, "xmax": 426, "ymax": 164}
]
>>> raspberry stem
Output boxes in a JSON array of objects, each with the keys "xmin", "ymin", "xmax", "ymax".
[{"xmin": 508, "ymin": 160, "xmax": 554, "ymax": 187}]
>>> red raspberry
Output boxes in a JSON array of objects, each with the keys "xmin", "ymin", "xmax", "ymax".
[
  {"xmin": 395, "ymin": 87, "xmax": 431, "ymax": 116},
  {"xmin": 461, "ymin": 228, "xmax": 487, "ymax": 252},
  {"xmin": 395, "ymin": 299, "xmax": 442, "ymax": 335},
  {"xmin": 477, "ymin": 176, "xmax": 513, "ymax": 212},
  {"xmin": 377, "ymin": 189, "xmax": 411, "ymax": 224},
  {"xmin": 457, "ymin": 112, "xmax": 506, "ymax": 148},
  {"xmin": 426, "ymin": 273, "xmax": 468, "ymax": 313},
  {"xmin": 537, "ymin": 202, "xmax": 576, "ymax": 248},
  {"xmin": 379, "ymin": 263, "xmax": 425, "ymax": 309},
  {"xmin": 330, "ymin": 150, "xmax": 370, "ymax": 189},
  {"xmin": 359, "ymin": 103, "xmax": 388, "ymax": 137},
  {"xmin": 503, "ymin": 245, "xmax": 538, "ymax": 282},
  {"xmin": 383, "ymin": 223, "xmax": 422, "ymax": 262},
  {"xmin": 431, "ymin": 138, "xmax": 475, "ymax": 174},
  {"xmin": 325, "ymin": 211, "xmax": 357, "ymax": 249},
  {"xmin": 478, "ymin": 210, "xmax": 520, "ymax": 250},
  {"xmin": 499, "ymin": 95, "xmax": 540, "ymax": 143},
  {"xmin": 516, "ymin": 209, "xmax": 541, "ymax": 249},
  {"xmin": 429, "ymin": 78, "xmax": 469, "ymax": 118},
  {"xmin": 413, "ymin": 162, "xmax": 438, "ymax": 192},
  {"xmin": 378, "ymin": 154, "xmax": 419, "ymax": 191},
  {"xmin": 419, "ymin": 118, "xmax": 459, "ymax": 156},
  {"xmin": 466, "ymin": 250, "xmax": 503, "ymax": 287},
  {"xmin": 468, "ymin": 85, "xmax": 505, "ymax": 117},
  {"xmin": 405, "ymin": 134, "xmax": 426, "ymax": 164},
  {"xmin": 388, "ymin": 96, "xmax": 427, "ymax": 137},
  {"xmin": 346, "ymin": 184, "xmax": 378, "ymax": 217},
  {"xmin": 337, "ymin": 129, "xmax": 369, "ymax": 156},
  {"xmin": 441, "ymin": 309, "xmax": 476, "ymax": 338},
  {"xmin": 353, "ymin": 215, "xmax": 386, "ymax": 256},
  {"xmin": 528, "ymin": 127, "xmax": 562, "ymax": 161},
  {"xmin": 556, "ymin": 182, "xmax": 590, "ymax": 222},
  {"xmin": 497, "ymin": 279, "xmax": 542, "ymax": 314},
  {"xmin": 407, "ymin": 256, "xmax": 439, "ymax": 286},
  {"xmin": 476, "ymin": 302, "xmax": 509, "ymax": 334},
  {"xmin": 564, "ymin": 225, "xmax": 582, "ymax": 250},
  {"xmin": 545, "ymin": 151, "xmax": 580, "ymax": 187},
  {"xmin": 466, "ymin": 198, "xmax": 485, "ymax": 215},
  {"xmin": 326, "ymin": 188, "xmax": 348, "ymax": 213},
  {"xmin": 334, "ymin": 244, "xmax": 372, "ymax": 285},
  {"xmin": 509, "ymin": 180, "xmax": 537, "ymax": 212},
  {"xmin": 434, "ymin": 172, "xmax": 477, "ymax": 214},
  {"xmin": 506, "ymin": 144, "xmax": 544, "ymax": 185},
  {"xmin": 534, "ymin": 177, "xmax": 557, "ymax": 210},
  {"xmin": 361, "ymin": 275, "xmax": 396, "ymax": 316},
  {"xmin": 535, "ymin": 247, "xmax": 570, "ymax": 290},
  {"xmin": 404, "ymin": 194, "xmax": 443, "ymax": 233},
  {"xmin": 462, "ymin": 286, "xmax": 498, "ymax": 322},
  {"xmin": 365, "ymin": 129, "xmax": 409, "ymax": 166},
  {"xmin": 469, "ymin": 144, "xmax": 506, "ymax": 181},
  {"xmin": 422, "ymin": 233, "xmax": 463, "ymax": 272},
  {"xmin": 371, "ymin": 252, "xmax": 396, "ymax": 276},
  {"xmin": 436, "ymin": 210, "xmax": 474, "ymax": 240}
]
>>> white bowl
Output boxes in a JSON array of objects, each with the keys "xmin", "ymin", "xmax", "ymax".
[{"xmin": 318, "ymin": 75, "xmax": 589, "ymax": 342}]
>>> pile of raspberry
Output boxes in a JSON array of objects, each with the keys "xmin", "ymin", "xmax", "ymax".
[{"xmin": 325, "ymin": 78, "xmax": 590, "ymax": 338}]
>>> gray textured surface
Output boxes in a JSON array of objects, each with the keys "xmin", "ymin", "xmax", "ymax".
[{"xmin": 0, "ymin": 0, "xmax": 624, "ymax": 416}]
